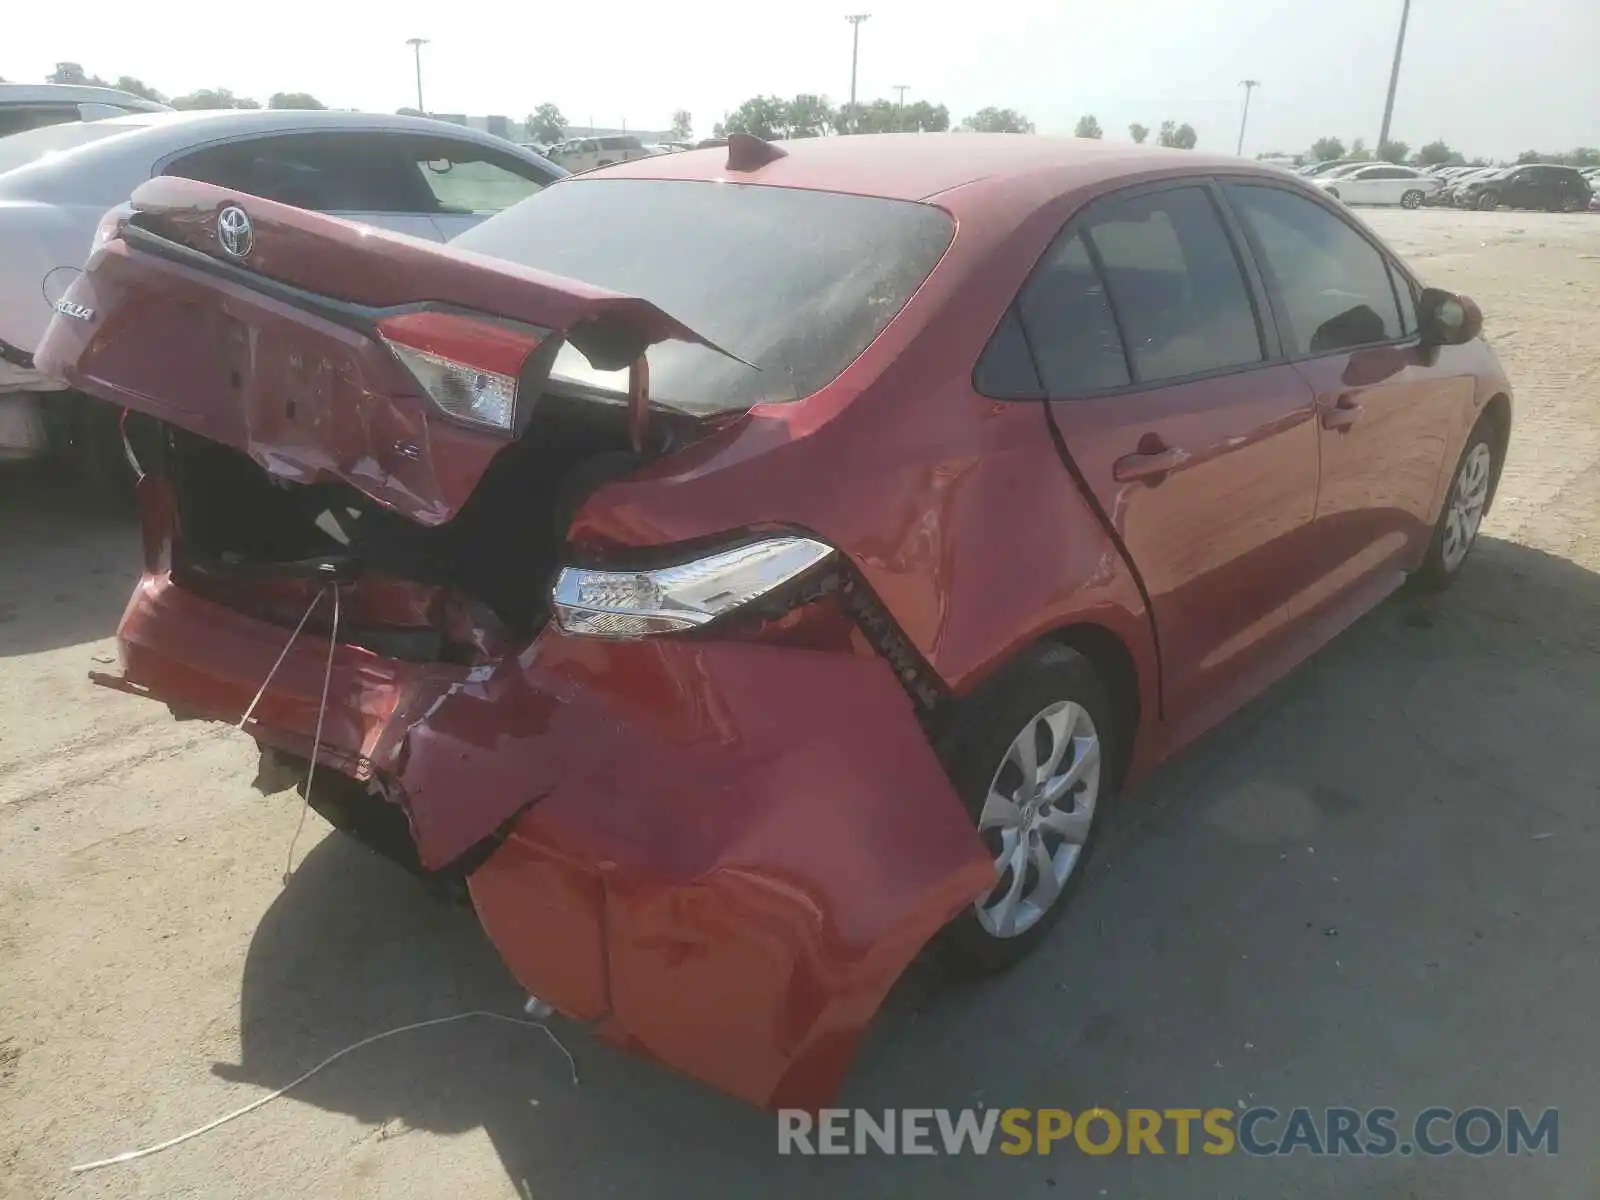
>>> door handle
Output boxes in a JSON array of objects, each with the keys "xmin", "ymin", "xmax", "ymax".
[
  {"xmin": 1112, "ymin": 445, "xmax": 1189, "ymax": 483},
  {"xmin": 1321, "ymin": 395, "xmax": 1363, "ymax": 432}
]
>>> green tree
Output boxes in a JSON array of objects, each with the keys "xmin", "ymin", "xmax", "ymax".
[
  {"xmin": 268, "ymin": 92, "xmax": 325, "ymax": 110},
  {"xmin": 725, "ymin": 95, "xmax": 788, "ymax": 140},
  {"xmin": 113, "ymin": 76, "xmax": 165, "ymax": 103},
  {"xmin": 960, "ymin": 106, "xmax": 1035, "ymax": 134},
  {"xmin": 525, "ymin": 103, "xmax": 566, "ymax": 144},
  {"xmin": 396, "ymin": 107, "xmax": 423, "ymax": 117},
  {"xmin": 1128, "ymin": 122, "xmax": 1150, "ymax": 144},
  {"xmin": 1567, "ymin": 147, "xmax": 1600, "ymax": 167},
  {"xmin": 48, "ymin": 62, "xmax": 109, "ymax": 87},
  {"xmin": 170, "ymin": 88, "xmax": 257, "ymax": 110},
  {"xmin": 1349, "ymin": 137, "xmax": 1371, "ymax": 160},
  {"xmin": 902, "ymin": 99, "xmax": 950, "ymax": 132},
  {"xmin": 1415, "ymin": 139, "xmax": 1461, "ymax": 167},
  {"xmin": 670, "ymin": 109, "xmax": 693, "ymax": 139},
  {"xmin": 1309, "ymin": 136, "xmax": 1346, "ymax": 161},
  {"xmin": 784, "ymin": 94, "xmax": 836, "ymax": 138},
  {"xmin": 1377, "ymin": 138, "xmax": 1409, "ymax": 163},
  {"xmin": 1157, "ymin": 120, "xmax": 1197, "ymax": 149},
  {"xmin": 1515, "ymin": 149, "xmax": 1546, "ymax": 164},
  {"xmin": 1074, "ymin": 114, "xmax": 1103, "ymax": 139}
]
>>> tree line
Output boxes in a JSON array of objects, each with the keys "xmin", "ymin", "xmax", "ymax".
[
  {"xmin": 37, "ymin": 62, "xmax": 326, "ymax": 111},
  {"xmin": 1267, "ymin": 135, "xmax": 1599, "ymax": 170}
]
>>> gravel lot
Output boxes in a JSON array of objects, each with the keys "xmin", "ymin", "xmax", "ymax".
[{"xmin": 2, "ymin": 207, "xmax": 1597, "ymax": 1200}]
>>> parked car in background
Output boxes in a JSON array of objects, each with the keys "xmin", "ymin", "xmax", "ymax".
[
  {"xmin": 1314, "ymin": 163, "xmax": 1443, "ymax": 208},
  {"xmin": 1455, "ymin": 164, "xmax": 1593, "ymax": 211},
  {"xmin": 1429, "ymin": 166, "xmax": 1500, "ymax": 206},
  {"xmin": 0, "ymin": 108, "xmax": 564, "ymax": 479},
  {"xmin": 1297, "ymin": 158, "xmax": 1366, "ymax": 178},
  {"xmin": 36, "ymin": 132, "xmax": 1509, "ymax": 1110},
  {"xmin": 0, "ymin": 82, "xmax": 172, "ymax": 138},
  {"xmin": 544, "ymin": 133, "xmax": 652, "ymax": 172}
]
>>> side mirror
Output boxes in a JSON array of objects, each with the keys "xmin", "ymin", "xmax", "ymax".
[{"xmin": 1418, "ymin": 287, "xmax": 1483, "ymax": 347}]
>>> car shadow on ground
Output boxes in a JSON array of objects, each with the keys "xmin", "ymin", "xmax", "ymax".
[
  {"xmin": 0, "ymin": 463, "xmax": 138, "ymax": 657},
  {"xmin": 221, "ymin": 535, "xmax": 1599, "ymax": 1199}
]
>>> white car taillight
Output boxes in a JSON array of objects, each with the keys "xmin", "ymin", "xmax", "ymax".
[
  {"xmin": 552, "ymin": 536, "xmax": 836, "ymax": 638},
  {"xmin": 377, "ymin": 311, "xmax": 549, "ymax": 432}
]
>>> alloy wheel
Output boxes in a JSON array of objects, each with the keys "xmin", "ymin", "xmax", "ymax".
[
  {"xmin": 973, "ymin": 701, "xmax": 1102, "ymax": 938},
  {"xmin": 1401, "ymin": 190, "xmax": 1424, "ymax": 209},
  {"xmin": 1441, "ymin": 442, "xmax": 1493, "ymax": 571}
]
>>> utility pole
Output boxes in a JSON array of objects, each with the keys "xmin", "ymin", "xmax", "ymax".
[
  {"xmin": 845, "ymin": 14, "xmax": 870, "ymax": 133},
  {"xmin": 1377, "ymin": 0, "xmax": 1411, "ymax": 156},
  {"xmin": 405, "ymin": 38, "xmax": 428, "ymax": 114},
  {"xmin": 1236, "ymin": 79, "xmax": 1260, "ymax": 156},
  {"xmin": 892, "ymin": 83, "xmax": 908, "ymax": 131}
]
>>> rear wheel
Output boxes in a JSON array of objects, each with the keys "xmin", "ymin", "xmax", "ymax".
[
  {"xmin": 1400, "ymin": 189, "xmax": 1425, "ymax": 209},
  {"xmin": 1560, "ymin": 195, "xmax": 1583, "ymax": 213},
  {"xmin": 1476, "ymin": 190, "xmax": 1500, "ymax": 211},
  {"xmin": 936, "ymin": 644, "xmax": 1117, "ymax": 977},
  {"xmin": 1416, "ymin": 426, "xmax": 1497, "ymax": 590}
]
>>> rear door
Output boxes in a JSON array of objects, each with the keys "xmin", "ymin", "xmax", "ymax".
[
  {"xmin": 1027, "ymin": 182, "xmax": 1320, "ymax": 730},
  {"xmin": 1337, "ymin": 166, "xmax": 1382, "ymax": 204},
  {"xmin": 1223, "ymin": 180, "xmax": 1467, "ymax": 622},
  {"xmin": 166, "ymin": 132, "xmax": 445, "ymax": 241}
]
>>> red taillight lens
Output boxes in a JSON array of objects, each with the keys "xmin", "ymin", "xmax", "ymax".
[{"xmin": 377, "ymin": 311, "xmax": 547, "ymax": 432}]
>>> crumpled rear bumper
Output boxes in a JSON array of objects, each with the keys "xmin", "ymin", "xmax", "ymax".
[{"xmin": 101, "ymin": 561, "xmax": 992, "ymax": 1110}]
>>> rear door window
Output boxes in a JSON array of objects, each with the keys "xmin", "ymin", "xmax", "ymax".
[
  {"xmin": 1014, "ymin": 230, "xmax": 1130, "ymax": 393},
  {"xmin": 167, "ymin": 132, "xmax": 430, "ymax": 213},
  {"xmin": 400, "ymin": 136, "xmax": 554, "ymax": 214},
  {"xmin": 1225, "ymin": 183, "xmax": 1405, "ymax": 355},
  {"xmin": 1083, "ymin": 186, "xmax": 1264, "ymax": 383}
]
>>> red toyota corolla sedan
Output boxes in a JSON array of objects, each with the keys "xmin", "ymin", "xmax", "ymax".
[{"xmin": 37, "ymin": 132, "xmax": 1511, "ymax": 1110}]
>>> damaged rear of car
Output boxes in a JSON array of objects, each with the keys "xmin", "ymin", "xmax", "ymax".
[{"xmin": 36, "ymin": 171, "xmax": 994, "ymax": 1108}]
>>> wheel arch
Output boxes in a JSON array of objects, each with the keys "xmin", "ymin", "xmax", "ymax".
[{"xmin": 1480, "ymin": 391, "xmax": 1512, "ymax": 511}]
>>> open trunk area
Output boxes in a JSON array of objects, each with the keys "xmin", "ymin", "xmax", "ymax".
[{"xmin": 162, "ymin": 389, "xmax": 673, "ymax": 663}]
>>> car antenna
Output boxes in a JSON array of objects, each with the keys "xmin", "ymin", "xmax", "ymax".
[{"xmin": 725, "ymin": 132, "xmax": 788, "ymax": 172}]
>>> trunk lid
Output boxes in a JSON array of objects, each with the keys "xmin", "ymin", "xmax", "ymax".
[{"xmin": 35, "ymin": 176, "xmax": 739, "ymax": 525}]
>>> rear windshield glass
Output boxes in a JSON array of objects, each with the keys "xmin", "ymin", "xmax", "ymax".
[
  {"xmin": 0, "ymin": 118, "xmax": 152, "ymax": 177},
  {"xmin": 450, "ymin": 178, "xmax": 954, "ymax": 415}
]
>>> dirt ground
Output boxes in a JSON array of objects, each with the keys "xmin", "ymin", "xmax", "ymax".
[{"xmin": 2, "ymin": 208, "xmax": 1598, "ymax": 1200}]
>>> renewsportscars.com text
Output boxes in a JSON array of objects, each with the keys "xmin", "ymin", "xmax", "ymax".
[{"xmin": 777, "ymin": 1106, "xmax": 1559, "ymax": 1157}]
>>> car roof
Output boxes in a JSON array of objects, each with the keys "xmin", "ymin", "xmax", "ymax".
[
  {"xmin": 586, "ymin": 132, "xmax": 1286, "ymax": 204},
  {"xmin": 0, "ymin": 82, "xmax": 172, "ymax": 112}
]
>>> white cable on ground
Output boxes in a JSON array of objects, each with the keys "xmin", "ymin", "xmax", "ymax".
[
  {"xmin": 69, "ymin": 1011, "xmax": 579, "ymax": 1175},
  {"xmin": 235, "ymin": 588, "xmax": 325, "ymax": 731},
  {"xmin": 283, "ymin": 583, "xmax": 340, "ymax": 885}
]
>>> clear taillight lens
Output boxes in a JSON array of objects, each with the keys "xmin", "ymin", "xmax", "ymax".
[
  {"xmin": 552, "ymin": 536, "xmax": 835, "ymax": 638},
  {"xmin": 377, "ymin": 311, "xmax": 547, "ymax": 432}
]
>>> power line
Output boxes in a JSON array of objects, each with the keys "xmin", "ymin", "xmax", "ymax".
[
  {"xmin": 405, "ymin": 38, "xmax": 428, "ymax": 114},
  {"xmin": 845, "ymin": 14, "xmax": 871, "ymax": 133},
  {"xmin": 1236, "ymin": 79, "xmax": 1260, "ymax": 156},
  {"xmin": 1377, "ymin": 0, "xmax": 1412, "ymax": 154}
]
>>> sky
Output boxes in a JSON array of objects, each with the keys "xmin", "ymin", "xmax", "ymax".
[{"xmin": 5, "ymin": 0, "xmax": 1597, "ymax": 160}]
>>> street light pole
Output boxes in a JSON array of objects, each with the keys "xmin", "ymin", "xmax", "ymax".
[
  {"xmin": 1236, "ymin": 79, "xmax": 1260, "ymax": 156},
  {"xmin": 1377, "ymin": 0, "xmax": 1412, "ymax": 156},
  {"xmin": 405, "ymin": 37, "xmax": 429, "ymax": 114},
  {"xmin": 892, "ymin": 83, "xmax": 908, "ymax": 131},
  {"xmin": 845, "ymin": 14, "xmax": 870, "ymax": 133}
]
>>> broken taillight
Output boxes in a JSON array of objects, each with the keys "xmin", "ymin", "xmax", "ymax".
[{"xmin": 376, "ymin": 311, "xmax": 548, "ymax": 432}]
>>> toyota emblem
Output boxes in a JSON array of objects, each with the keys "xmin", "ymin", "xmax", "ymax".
[{"xmin": 216, "ymin": 205, "xmax": 254, "ymax": 259}]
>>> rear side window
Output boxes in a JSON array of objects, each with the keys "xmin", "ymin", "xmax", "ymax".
[
  {"xmin": 1084, "ymin": 186, "xmax": 1263, "ymax": 384},
  {"xmin": 401, "ymin": 136, "xmax": 553, "ymax": 214},
  {"xmin": 1226, "ymin": 183, "xmax": 1404, "ymax": 355},
  {"xmin": 167, "ymin": 133, "xmax": 429, "ymax": 213},
  {"xmin": 0, "ymin": 104, "xmax": 80, "ymax": 138},
  {"xmin": 1015, "ymin": 231, "xmax": 1129, "ymax": 393},
  {"xmin": 452, "ymin": 178, "xmax": 953, "ymax": 415}
]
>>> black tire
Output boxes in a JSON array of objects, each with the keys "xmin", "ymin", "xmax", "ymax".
[
  {"xmin": 935, "ymin": 644, "xmax": 1118, "ymax": 978},
  {"xmin": 1325, "ymin": 188, "xmax": 1340, "ymax": 200},
  {"xmin": 73, "ymin": 396, "xmax": 139, "ymax": 503},
  {"xmin": 1400, "ymin": 189, "xmax": 1425, "ymax": 209},
  {"xmin": 1560, "ymin": 196, "xmax": 1583, "ymax": 213},
  {"xmin": 1415, "ymin": 422, "xmax": 1499, "ymax": 591},
  {"xmin": 1476, "ymin": 190, "xmax": 1500, "ymax": 211}
]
